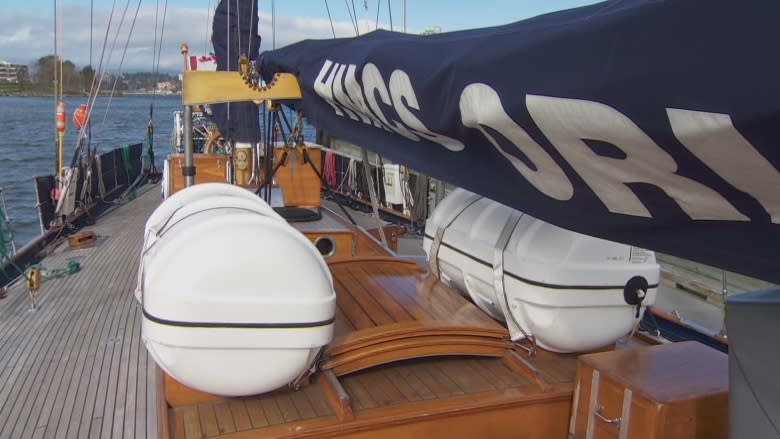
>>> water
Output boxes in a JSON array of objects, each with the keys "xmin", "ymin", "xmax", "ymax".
[
  {"xmin": 1, "ymin": 95, "xmax": 186, "ymax": 246},
  {"xmin": 0, "ymin": 95, "xmax": 317, "ymax": 248}
]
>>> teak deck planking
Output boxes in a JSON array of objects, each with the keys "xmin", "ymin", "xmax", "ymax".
[
  {"xmin": 0, "ymin": 186, "xmax": 161, "ymax": 439},
  {"xmin": 0, "ymin": 185, "xmax": 578, "ymax": 439}
]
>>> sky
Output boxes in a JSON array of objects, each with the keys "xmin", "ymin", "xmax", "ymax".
[{"xmin": 1, "ymin": 0, "xmax": 601, "ymax": 72}]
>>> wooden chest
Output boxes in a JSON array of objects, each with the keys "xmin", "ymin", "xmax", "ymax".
[
  {"xmin": 166, "ymin": 154, "xmax": 230, "ymax": 196},
  {"xmin": 569, "ymin": 341, "xmax": 728, "ymax": 439}
]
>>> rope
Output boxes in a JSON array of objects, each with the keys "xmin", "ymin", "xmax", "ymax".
[
  {"xmin": 323, "ymin": 150, "xmax": 337, "ymax": 187},
  {"xmin": 38, "ymin": 260, "xmax": 81, "ymax": 280},
  {"xmin": 301, "ymin": 148, "xmax": 358, "ymax": 226}
]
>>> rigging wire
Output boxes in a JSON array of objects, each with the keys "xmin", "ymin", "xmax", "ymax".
[
  {"xmin": 235, "ymin": 0, "xmax": 242, "ymax": 58},
  {"xmin": 93, "ymin": 0, "xmax": 136, "ymax": 140},
  {"xmin": 58, "ymin": 0, "xmax": 64, "ymax": 98},
  {"xmin": 248, "ymin": 0, "xmax": 256, "ymax": 56},
  {"xmin": 272, "ymin": 0, "xmax": 276, "ymax": 49},
  {"xmin": 226, "ymin": 0, "xmax": 231, "ymax": 123},
  {"xmin": 388, "ymin": 0, "xmax": 393, "ymax": 31},
  {"xmin": 52, "ymin": 0, "xmax": 58, "ymax": 174},
  {"xmin": 204, "ymin": 0, "xmax": 214, "ymax": 54},
  {"xmin": 78, "ymin": 0, "xmax": 119, "ymax": 151},
  {"xmin": 151, "ymin": 0, "xmax": 170, "ymax": 106},
  {"xmin": 375, "ymin": 0, "xmax": 381, "ymax": 30},
  {"xmin": 344, "ymin": 0, "xmax": 359, "ymax": 36},
  {"xmin": 351, "ymin": 0, "xmax": 360, "ymax": 34},
  {"xmin": 324, "ymin": 0, "xmax": 337, "ymax": 38}
]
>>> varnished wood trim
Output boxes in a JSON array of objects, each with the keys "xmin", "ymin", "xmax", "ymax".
[
  {"xmin": 327, "ymin": 322, "xmax": 507, "ymax": 356},
  {"xmin": 164, "ymin": 372, "xmax": 224, "ymax": 408},
  {"xmin": 585, "ymin": 369, "xmax": 600, "ymax": 439},
  {"xmin": 618, "ymin": 388, "xmax": 632, "ymax": 439},
  {"xmin": 327, "ymin": 257, "xmax": 424, "ymax": 270},
  {"xmin": 207, "ymin": 387, "xmax": 572, "ymax": 439},
  {"xmin": 318, "ymin": 370, "xmax": 354, "ymax": 422},
  {"xmin": 502, "ymin": 350, "xmax": 552, "ymax": 392},
  {"xmin": 323, "ymin": 336, "xmax": 509, "ymax": 376},
  {"xmin": 569, "ymin": 381, "xmax": 580, "ymax": 436},
  {"xmin": 157, "ymin": 366, "xmax": 170, "ymax": 439},
  {"xmin": 168, "ymin": 408, "xmax": 187, "ymax": 439}
]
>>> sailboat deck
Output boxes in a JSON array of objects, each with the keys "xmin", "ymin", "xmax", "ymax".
[
  {"xmin": 1, "ymin": 183, "xmax": 582, "ymax": 439},
  {"xmin": 162, "ymin": 209, "xmax": 578, "ymax": 438},
  {"xmin": 324, "ymin": 258, "xmax": 511, "ymax": 375},
  {"xmin": 168, "ymin": 353, "xmax": 575, "ymax": 439},
  {"xmin": 0, "ymin": 185, "xmax": 161, "ymax": 439}
]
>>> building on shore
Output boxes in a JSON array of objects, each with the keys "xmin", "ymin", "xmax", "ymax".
[{"xmin": 0, "ymin": 60, "xmax": 25, "ymax": 83}]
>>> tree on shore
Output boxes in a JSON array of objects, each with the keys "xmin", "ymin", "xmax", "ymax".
[
  {"xmin": 80, "ymin": 65, "xmax": 95, "ymax": 92},
  {"xmin": 32, "ymin": 55, "xmax": 78, "ymax": 90},
  {"xmin": 16, "ymin": 65, "xmax": 28, "ymax": 91}
]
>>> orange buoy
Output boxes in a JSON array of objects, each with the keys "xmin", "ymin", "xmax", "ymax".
[
  {"xmin": 55, "ymin": 101, "xmax": 66, "ymax": 133},
  {"xmin": 72, "ymin": 103, "xmax": 88, "ymax": 130}
]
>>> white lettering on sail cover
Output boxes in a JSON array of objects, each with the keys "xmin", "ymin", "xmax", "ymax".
[
  {"xmin": 343, "ymin": 65, "xmax": 383, "ymax": 128},
  {"xmin": 389, "ymin": 70, "xmax": 464, "ymax": 152},
  {"xmin": 313, "ymin": 60, "xmax": 346, "ymax": 117},
  {"xmin": 331, "ymin": 63, "xmax": 361, "ymax": 122},
  {"xmin": 667, "ymin": 108, "xmax": 780, "ymax": 224},
  {"xmin": 312, "ymin": 60, "xmax": 777, "ymax": 222},
  {"xmin": 527, "ymin": 95, "xmax": 749, "ymax": 221},
  {"xmin": 361, "ymin": 63, "xmax": 420, "ymax": 141},
  {"xmin": 316, "ymin": 60, "xmax": 462, "ymax": 149},
  {"xmin": 459, "ymin": 84, "xmax": 573, "ymax": 201}
]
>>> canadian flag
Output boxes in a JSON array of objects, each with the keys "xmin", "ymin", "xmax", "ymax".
[{"xmin": 189, "ymin": 55, "xmax": 218, "ymax": 71}]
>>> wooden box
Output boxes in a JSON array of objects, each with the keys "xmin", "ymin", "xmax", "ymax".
[
  {"xmin": 569, "ymin": 341, "xmax": 728, "ymax": 439},
  {"xmin": 166, "ymin": 154, "xmax": 230, "ymax": 196},
  {"xmin": 273, "ymin": 146, "xmax": 321, "ymax": 208}
]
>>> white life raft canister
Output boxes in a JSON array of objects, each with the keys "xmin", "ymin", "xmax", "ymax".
[
  {"xmin": 424, "ymin": 188, "xmax": 659, "ymax": 353},
  {"xmin": 138, "ymin": 183, "xmax": 335, "ymax": 396}
]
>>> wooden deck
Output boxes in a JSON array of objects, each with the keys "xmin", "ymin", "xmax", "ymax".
[
  {"xmin": 0, "ymin": 185, "xmax": 161, "ymax": 439},
  {"xmin": 0, "ymin": 184, "xmax": 581, "ymax": 439},
  {"xmin": 324, "ymin": 258, "xmax": 510, "ymax": 375},
  {"xmin": 162, "ymin": 207, "xmax": 579, "ymax": 439}
]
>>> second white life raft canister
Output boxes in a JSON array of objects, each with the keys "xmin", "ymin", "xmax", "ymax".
[
  {"xmin": 424, "ymin": 188, "xmax": 659, "ymax": 353},
  {"xmin": 137, "ymin": 183, "xmax": 336, "ymax": 396}
]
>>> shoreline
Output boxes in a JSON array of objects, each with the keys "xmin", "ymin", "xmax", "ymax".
[{"xmin": 0, "ymin": 91, "xmax": 180, "ymax": 97}]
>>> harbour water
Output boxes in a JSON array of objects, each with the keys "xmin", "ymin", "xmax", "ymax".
[
  {"xmin": 0, "ymin": 95, "xmax": 313, "ymax": 247},
  {"xmin": 0, "ymin": 95, "xmax": 181, "ymax": 246}
]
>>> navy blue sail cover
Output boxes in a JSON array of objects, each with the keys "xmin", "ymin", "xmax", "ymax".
[
  {"xmin": 212, "ymin": 0, "xmax": 261, "ymax": 143},
  {"xmin": 259, "ymin": 0, "xmax": 780, "ymax": 283}
]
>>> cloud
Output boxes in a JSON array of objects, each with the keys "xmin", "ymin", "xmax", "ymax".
[{"xmin": 0, "ymin": 4, "xmax": 388, "ymax": 73}]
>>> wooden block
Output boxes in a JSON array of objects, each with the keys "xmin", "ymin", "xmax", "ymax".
[
  {"xmin": 164, "ymin": 372, "xmax": 224, "ymax": 408},
  {"xmin": 274, "ymin": 146, "xmax": 322, "ymax": 208},
  {"xmin": 167, "ymin": 154, "xmax": 230, "ymax": 196},
  {"xmin": 318, "ymin": 370, "xmax": 354, "ymax": 421}
]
